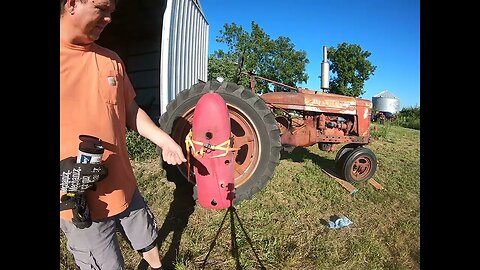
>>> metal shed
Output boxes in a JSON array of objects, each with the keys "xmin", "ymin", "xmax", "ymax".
[{"xmin": 97, "ymin": 0, "xmax": 209, "ymax": 123}]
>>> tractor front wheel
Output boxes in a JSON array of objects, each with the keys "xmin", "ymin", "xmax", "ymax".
[
  {"xmin": 338, "ymin": 147, "xmax": 377, "ymax": 183},
  {"xmin": 334, "ymin": 143, "xmax": 361, "ymax": 173}
]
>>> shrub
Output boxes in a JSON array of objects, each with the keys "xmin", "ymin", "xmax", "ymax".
[
  {"xmin": 370, "ymin": 123, "xmax": 391, "ymax": 140},
  {"xmin": 394, "ymin": 105, "xmax": 420, "ymax": 130}
]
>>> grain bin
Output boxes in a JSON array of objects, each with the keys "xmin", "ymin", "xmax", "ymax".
[{"xmin": 372, "ymin": 90, "xmax": 400, "ymax": 114}]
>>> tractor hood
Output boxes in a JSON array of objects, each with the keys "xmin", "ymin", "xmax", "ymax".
[{"xmin": 260, "ymin": 88, "xmax": 372, "ymax": 115}]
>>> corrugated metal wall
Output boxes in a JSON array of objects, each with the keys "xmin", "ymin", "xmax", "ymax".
[
  {"xmin": 97, "ymin": 0, "xmax": 208, "ymax": 121},
  {"xmin": 126, "ymin": 39, "xmax": 162, "ymax": 118},
  {"xmin": 160, "ymin": 0, "xmax": 209, "ymax": 115},
  {"xmin": 99, "ymin": 0, "xmax": 168, "ymax": 123}
]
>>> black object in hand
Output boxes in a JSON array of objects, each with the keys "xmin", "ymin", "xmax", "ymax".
[
  {"xmin": 60, "ymin": 193, "xmax": 92, "ymax": 229},
  {"xmin": 60, "ymin": 157, "xmax": 108, "ymax": 193}
]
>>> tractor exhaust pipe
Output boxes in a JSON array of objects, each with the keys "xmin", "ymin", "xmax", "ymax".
[{"xmin": 321, "ymin": 46, "xmax": 330, "ymax": 92}]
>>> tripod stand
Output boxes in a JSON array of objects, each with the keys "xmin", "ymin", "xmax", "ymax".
[{"xmin": 200, "ymin": 206, "xmax": 266, "ymax": 270}]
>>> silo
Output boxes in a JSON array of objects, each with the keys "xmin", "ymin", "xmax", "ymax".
[{"xmin": 372, "ymin": 90, "xmax": 400, "ymax": 114}]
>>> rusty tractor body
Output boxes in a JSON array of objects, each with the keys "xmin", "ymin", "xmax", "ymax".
[{"xmin": 261, "ymin": 87, "xmax": 372, "ymax": 148}]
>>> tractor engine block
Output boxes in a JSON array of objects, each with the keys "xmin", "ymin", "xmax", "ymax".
[{"xmin": 276, "ymin": 112, "xmax": 356, "ymax": 147}]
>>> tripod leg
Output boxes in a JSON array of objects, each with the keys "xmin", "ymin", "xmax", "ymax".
[
  {"xmin": 232, "ymin": 207, "xmax": 267, "ymax": 270},
  {"xmin": 229, "ymin": 206, "xmax": 242, "ymax": 269},
  {"xmin": 200, "ymin": 208, "xmax": 230, "ymax": 270}
]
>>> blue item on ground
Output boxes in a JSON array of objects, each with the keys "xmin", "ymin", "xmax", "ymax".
[{"xmin": 328, "ymin": 216, "xmax": 353, "ymax": 229}]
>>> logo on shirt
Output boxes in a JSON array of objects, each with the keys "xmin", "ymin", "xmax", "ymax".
[{"xmin": 107, "ymin": 76, "xmax": 116, "ymax": 86}]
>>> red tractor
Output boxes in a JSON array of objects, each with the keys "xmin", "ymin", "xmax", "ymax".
[{"xmin": 159, "ymin": 47, "xmax": 378, "ymax": 204}]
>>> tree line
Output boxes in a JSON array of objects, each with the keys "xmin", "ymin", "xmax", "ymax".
[{"xmin": 208, "ymin": 21, "xmax": 377, "ymax": 98}]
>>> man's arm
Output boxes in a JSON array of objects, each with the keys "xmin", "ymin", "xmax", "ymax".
[{"xmin": 126, "ymin": 100, "xmax": 186, "ymax": 165}]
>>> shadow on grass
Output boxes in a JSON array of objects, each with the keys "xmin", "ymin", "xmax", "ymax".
[
  {"xmin": 138, "ymin": 146, "xmax": 337, "ymax": 269},
  {"xmin": 138, "ymin": 168, "xmax": 196, "ymax": 270},
  {"xmin": 200, "ymin": 206, "xmax": 267, "ymax": 270},
  {"xmin": 280, "ymin": 146, "xmax": 336, "ymax": 172}
]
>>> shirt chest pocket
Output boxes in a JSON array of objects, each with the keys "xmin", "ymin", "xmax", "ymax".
[{"xmin": 98, "ymin": 69, "xmax": 122, "ymax": 105}]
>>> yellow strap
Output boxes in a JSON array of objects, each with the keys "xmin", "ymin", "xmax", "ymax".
[
  {"xmin": 185, "ymin": 129, "xmax": 240, "ymax": 158},
  {"xmin": 184, "ymin": 129, "xmax": 240, "ymax": 182}
]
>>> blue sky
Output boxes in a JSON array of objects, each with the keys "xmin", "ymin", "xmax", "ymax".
[{"xmin": 200, "ymin": 0, "xmax": 420, "ymax": 109}]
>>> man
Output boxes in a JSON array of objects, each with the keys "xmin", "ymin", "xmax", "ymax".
[{"xmin": 60, "ymin": 0, "xmax": 187, "ymax": 269}]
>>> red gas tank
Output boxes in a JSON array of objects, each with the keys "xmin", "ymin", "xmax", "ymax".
[{"xmin": 190, "ymin": 92, "xmax": 235, "ymax": 209}]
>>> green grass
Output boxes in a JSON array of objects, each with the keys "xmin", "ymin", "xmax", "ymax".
[
  {"xmin": 126, "ymin": 129, "xmax": 158, "ymax": 162},
  {"xmin": 60, "ymin": 124, "xmax": 420, "ymax": 270}
]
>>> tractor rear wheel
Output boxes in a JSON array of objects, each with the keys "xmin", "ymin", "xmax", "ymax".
[{"xmin": 158, "ymin": 80, "xmax": 281, "ymax": 204}]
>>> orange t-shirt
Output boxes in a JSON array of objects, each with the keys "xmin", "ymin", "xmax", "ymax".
[{"xmin": 60, "ymin": 38, "xmax": 137, "ymax": 221}]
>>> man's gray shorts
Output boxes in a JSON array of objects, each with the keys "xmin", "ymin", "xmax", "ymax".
[{"xmin": 60, "ymin": 188, "xmax": 159, "ymax": 270}]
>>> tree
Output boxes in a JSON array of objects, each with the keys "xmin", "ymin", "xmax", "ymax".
[
  {"xmin": 208, "ymin": 50, "xmax": 239, "ymax": 83},
  {"xmin": 207, "ymin": 22, "xmax": 309, "ymax": 93},
  {"xmin": 328, "ymin": 42, "xmax": 377, "ymax": 97}
]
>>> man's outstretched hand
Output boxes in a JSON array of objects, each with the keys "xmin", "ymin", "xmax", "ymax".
[
  {"xmin": 161, "ymin": 142, "xmax": 187, "ymax": 165},
  {"xmin": 60, "ymin": 157, "xmax": 108, "ymax": 193}
]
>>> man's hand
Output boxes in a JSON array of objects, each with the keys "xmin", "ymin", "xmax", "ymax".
[
  {"xmin": 60, "ymin": 157, "xmax": 108, "ymax": 193},
  {"xmin": 160, "ymin": 141, "xmax": 187, "ymax": 165}
]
